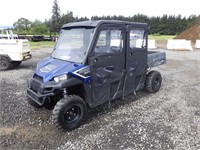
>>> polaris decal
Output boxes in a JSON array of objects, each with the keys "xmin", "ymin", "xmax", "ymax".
[{"xmin": 69, "ymin": 66, "xmax": 91, "ymax": 83}]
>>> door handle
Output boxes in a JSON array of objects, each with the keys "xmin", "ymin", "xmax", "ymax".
[{"xmin": 106, "ymin": 66, "xmax": 114, "ymax": 71}]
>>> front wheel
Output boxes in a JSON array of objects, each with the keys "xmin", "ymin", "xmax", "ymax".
[
  {"xmin": 52, "ymin": 95, "xmax": 87, "ymax": 131},
  {"xmin": 145, "ymin": 71, "xmax": 162, "ymax": 93}
]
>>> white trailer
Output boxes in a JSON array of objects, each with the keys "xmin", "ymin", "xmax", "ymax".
[{"xmin": 0, "ymin": 29, "xmax": 32, "ymax": 70}]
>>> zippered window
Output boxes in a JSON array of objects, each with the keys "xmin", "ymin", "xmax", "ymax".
[{"xmin": 129, "ymin": 29, "xmax": 146, "ymax": 49}]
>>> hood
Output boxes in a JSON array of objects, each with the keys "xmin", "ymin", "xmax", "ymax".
[{"xmin": 35, "ymin": 57, "xmax": 84, "ymax": 82}]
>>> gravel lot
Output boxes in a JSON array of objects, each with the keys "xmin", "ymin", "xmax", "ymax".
[{"xmin": 0, "ymin": 48, "xmax": 200, "ymax": 150}]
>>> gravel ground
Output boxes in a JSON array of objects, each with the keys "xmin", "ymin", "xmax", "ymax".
[{"xmin": 0, "ymin": 48, "xmax": 200, "ymax": 150}]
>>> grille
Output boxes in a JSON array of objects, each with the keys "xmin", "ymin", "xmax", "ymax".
[
  {"xmin": 30, "ymin": 79, "xmax": 43, "ymax": 93},
  {"xmin": 33, "ymin": 74, "xmax": 43, "ymax": 82}
]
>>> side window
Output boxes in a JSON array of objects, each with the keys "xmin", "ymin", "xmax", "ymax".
[
  {"xmin": 130, "ymin": 29, "xmax": 146, "ymax": 49},
  {"xmin": 95, "ymin": 29, "xmax": 123, "ymax": 54}
]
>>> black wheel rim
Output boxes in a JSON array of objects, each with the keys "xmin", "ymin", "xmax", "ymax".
[
  {"xmin": 63, "ymin": 106, "xmax": 81, "ymax": 123},
  {"xmin": 153, "ymin": 77, "xmax": 160, "ymax": 90}
]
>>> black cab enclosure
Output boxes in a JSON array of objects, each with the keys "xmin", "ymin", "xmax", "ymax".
[{"xmin": 26, "ymin": 20, "xmax": 166, "ymax": 131}]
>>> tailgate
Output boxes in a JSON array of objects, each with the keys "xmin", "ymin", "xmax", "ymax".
[
  {"xmin": 147, "ymin": 51, "xmax": 166, "ymax": 68},
  {"xmin": 21, "ymin": 40, "xmax": 31, "ymax": 53}
]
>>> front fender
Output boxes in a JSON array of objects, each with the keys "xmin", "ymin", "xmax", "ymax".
[{"xmin": 60, "ymin": 77, "xmax": 83, "ymax": 88}]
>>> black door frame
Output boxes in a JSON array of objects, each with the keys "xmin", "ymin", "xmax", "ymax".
[
  {"xmin": 123, "ymin": 24, "xmax": 148, "ymax": 95},
  {"xmin": 88, "ymin": 24, "xmax": 126, "ymax": 106}
]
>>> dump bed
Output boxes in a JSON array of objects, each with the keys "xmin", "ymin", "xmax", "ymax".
[{"xmin": 147, "ymin": 51, "xmax": 166, "ymax": 68}]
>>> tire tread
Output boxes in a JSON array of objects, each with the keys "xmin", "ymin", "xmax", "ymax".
[
  {"xmin": 52, "ymin": 95, "xmax": 86, "ymax": 131},
  {"xmin": 146, "ymin": 71, "xmax": 162, "ymax": 93}
]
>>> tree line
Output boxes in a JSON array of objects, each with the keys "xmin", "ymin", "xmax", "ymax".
[
  {"xmin": 91, "ymin": 14, "xmax": 199, "ymax": 35},
  {"xmin": 13, "ymin": 0, "xmax": 199, "ymax": 36}
]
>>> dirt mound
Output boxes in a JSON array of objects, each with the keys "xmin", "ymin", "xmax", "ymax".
[{"xmin": 175, "ymin": 24, "xmax": 200, "ymax": 43}]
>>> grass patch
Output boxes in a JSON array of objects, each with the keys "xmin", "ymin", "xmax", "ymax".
[
  {"xmin": 149, "ymin": 35, "xmax": 176, "ymax": 40},
  {"xmin": 30, "ymin": 41, "xmax": 55, "ymax": 49}
]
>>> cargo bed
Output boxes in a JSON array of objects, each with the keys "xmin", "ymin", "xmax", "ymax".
[{"xmin": 147, "ymin": 51, "xmax": 166, "ymax": 68}]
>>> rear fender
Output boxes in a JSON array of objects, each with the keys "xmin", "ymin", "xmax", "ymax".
[{"xmin": 0, "ymin": 55, "xmax": 12, "ymax": 61}]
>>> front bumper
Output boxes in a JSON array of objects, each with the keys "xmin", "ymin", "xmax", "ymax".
[{"xmin": 26, "ymin": 78, "xmax": 60, "ymax": 106}]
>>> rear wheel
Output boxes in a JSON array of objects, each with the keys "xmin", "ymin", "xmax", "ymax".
[
  {"xmin": 53, "ymin": 95, "xmax": 86, "ymax": 131},
  {"xmin": 0, "ymin": 56, "xmax": 11, "ymax": 70},
  {"xmin": 145, "ymin": 71, "xmax": 162, "ymax": 93}
]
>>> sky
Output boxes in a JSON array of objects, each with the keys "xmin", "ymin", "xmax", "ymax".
[{"xmin": 0, "ymin": 0, "xmax": 199, "ymax": 26}]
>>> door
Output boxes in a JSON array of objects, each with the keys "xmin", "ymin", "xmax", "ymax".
[
  {"xmin": 88, "ymin": 25, "xmax": 126, "ymax": 106},
  {"xmin": 124, "ymin": 25, "xmax": 148, "ymax": 95}
]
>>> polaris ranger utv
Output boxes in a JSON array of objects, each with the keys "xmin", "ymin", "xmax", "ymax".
[{"xmin": 27, "ymin": 20, "xmax": 166, "ymax": 131}]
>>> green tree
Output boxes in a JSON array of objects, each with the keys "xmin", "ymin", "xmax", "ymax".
[
  {"xmin": 148, "ymin": 16, "xmax": 160, "ymax": 34},
  {"xmin": 196, "ymin": 15, "xmax": 200, "ymax": 24},
  {"xmin": 51, "ymin": 0, "xmax": 61, "ymax": 32},
  {"xmin": 30, "ymin": 20, "xmax": 48, "ymax": 35},
  {"xmin": 60, "ymin": 11, "xmax": 74, "ymax": 25},
  {"xmin": 13, "ymin": 17, "xmax": 32, "ymax": 33},
  {"xmin": 187, "ymin": 15, "xmax": 197, "ymax": 27}
]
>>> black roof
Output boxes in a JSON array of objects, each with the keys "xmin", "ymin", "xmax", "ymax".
[{"xmin": 62, "ymin": 20, "xmax": 148, "ymax": 29}]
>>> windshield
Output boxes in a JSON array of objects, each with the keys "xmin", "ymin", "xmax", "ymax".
[{"xmin": 52, "ymin": 28, "xmax": 94, "ymax": 63}]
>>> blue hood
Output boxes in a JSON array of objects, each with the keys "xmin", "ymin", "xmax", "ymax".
[{"xmin": 35, "ymin": 57, "xmax": 84, "ymax": 82}]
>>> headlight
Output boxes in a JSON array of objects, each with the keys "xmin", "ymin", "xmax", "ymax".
[{"xmin": 54, "ymin": 74, "xmax": 67, "ymax": 82}]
